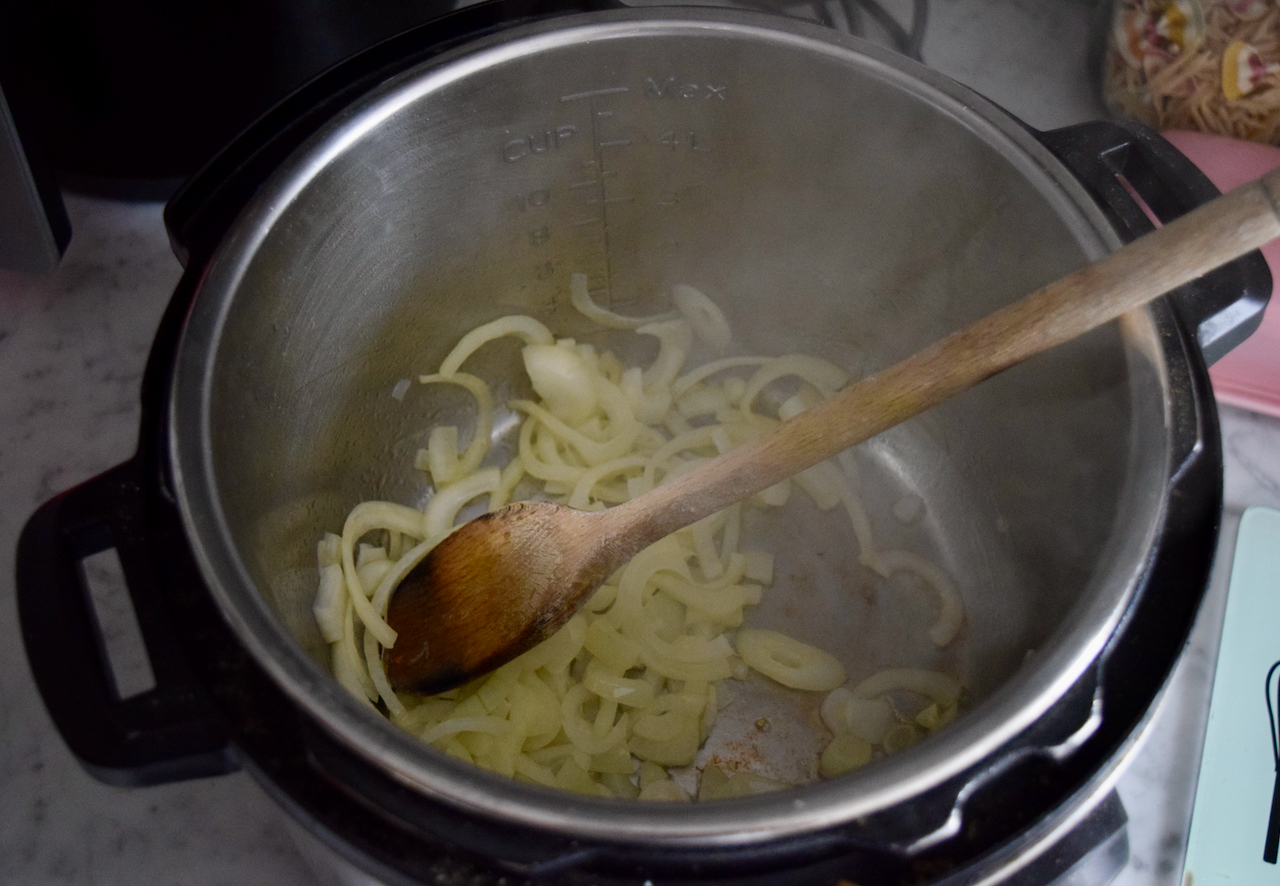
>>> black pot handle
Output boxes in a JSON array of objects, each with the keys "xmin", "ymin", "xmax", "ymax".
[
  {"xmin": 15, "ymin": 457, "xmax": 238, "ymax": 786},
  {"xmin": 1036, "ymin": 119, "xmax": 1272, "ymax": 366},
  {"xmin": 164, "ymin": 0, "xmax": 623, "ymax": 268}
]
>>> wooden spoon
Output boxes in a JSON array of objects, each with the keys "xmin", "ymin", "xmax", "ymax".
[{"xmin": 385, "ymin": 166, "xmax": 1280, "ymax": 696}]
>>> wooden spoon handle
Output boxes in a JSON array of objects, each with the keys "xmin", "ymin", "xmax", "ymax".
[{"xmin": 606, "ymin": 166, "xmax": 1280, "ymax": 546}]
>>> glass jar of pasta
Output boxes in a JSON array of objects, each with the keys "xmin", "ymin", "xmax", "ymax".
[{"xmin": 1100, "ymin": 0, "xmax": 1280, "ymax": 144}]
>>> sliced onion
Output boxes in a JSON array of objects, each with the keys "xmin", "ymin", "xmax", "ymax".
[
  {"xmin": 671, "ymin": 356, "xmax": 769, "ymax": 400},
  {"xmin": 417, "ymin": 372, "xmax": 494, "ymax": 482},
  {"xmin": 735, "ymin": 628, "xmax": 846, "ymax": 691},
  {"xmin": 740, "ymin": 355, "xmax": 851, "ymax": 412},
  {"xmin": 523, "ymin": 343, "xmax": 598, "ymax": 425},
  {"xmin": 672, "ymin": 283, "xmax": 731, "ymax": 355},
  {"xmin": 877, "ymin": 550, "xmax": 965, "ymax": 647},
  {"xmin": 422, "ymin": 467, "xmax": 500, "ymax": 540},
  {"xmin": 819, "ymin": 730, "xmax": 873, "ymax": 778},
  {"xmin": 312, "ymin": 564, "xmax": 347, "ymax": 643},
  {"xmin": 852, "ymin": 668, "xmax": 963, "ymax": 706},
  {"xmin": 638, "ymin": 779, "xmax": 691, "ymax": 801},
  {"xmin": 568, "ymin": 272, "xmax": 675, "ymax": 329},
  {"xmin": 438, "ymin": 315, "xmax": 553, "ymax": 376},
  {"xmin": 340, "ymin": 501, "xmax": 425, "ymax": 647},
  {"xmin": 637, "ymin": 319, "xmax": 693, "ymax": 390},
  {"xmin": 820, "ymin": 687, "xmax": 895, "ymax": 744}
]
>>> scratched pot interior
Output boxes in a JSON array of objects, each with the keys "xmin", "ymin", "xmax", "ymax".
[{"xmin": 184, "ymin": 15, "xmax": 1170, "ymax": 795}]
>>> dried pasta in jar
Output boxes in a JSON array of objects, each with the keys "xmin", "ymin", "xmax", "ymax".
[{"xmin": 1101, "ymin": 0, "xmax": 1280, "ymax": 144}]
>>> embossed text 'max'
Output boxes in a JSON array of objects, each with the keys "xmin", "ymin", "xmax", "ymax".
[{"xmin": 643, "ymin": 77, "xmax": 727, "ymax": 100}]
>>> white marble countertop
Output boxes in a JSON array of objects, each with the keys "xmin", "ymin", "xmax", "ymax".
[{"xmin": 2, "ymin": 1, "xmax": 1279, "ymax": 884}]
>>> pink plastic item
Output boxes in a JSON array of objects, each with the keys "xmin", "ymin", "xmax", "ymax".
[{"xmin": 1162, "ymin": 129, "xmax": 1280, "ymax": 416}]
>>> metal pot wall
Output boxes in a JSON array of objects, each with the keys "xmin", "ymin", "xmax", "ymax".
[{"xmin": 16, "ymin": 4, "xmax": 1272, "ymax": 884}]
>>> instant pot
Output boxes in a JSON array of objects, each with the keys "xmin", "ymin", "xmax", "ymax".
[{"xmin": 15, "ymin": 3, "xmax": 1272, "ymax": 884}]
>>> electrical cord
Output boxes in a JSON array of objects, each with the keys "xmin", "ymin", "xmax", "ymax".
[
  {"xmin": 1265, "ymin": 660, "xmax": 1280, "ymax": 863},
  {"xmin": 844, "ymin": 0, "xmax": 927, "ymax": 60},
  {"xmin": 688, "ymin": 0, "xmax": 929, "ymax": 61}
]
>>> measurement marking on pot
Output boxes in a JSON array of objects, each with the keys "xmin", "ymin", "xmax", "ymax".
[
  {"xmin": 659, "ymin": 131, "xmax": 712, "ymax": 152},
  {"xmin": 547, "ymin": 87, "xmax": 642, "ymax": 304},
  {"xmin": 501, "ymin": 125, "xmax": 578, "ymax": 162},
  {"xmin": 560, "ymin": 86, "xmax": 629, "ymax": 102},
  {"xmin": 585, "ymin": 91, "xmax": 623, "ymax": 300},
  {"xmin": 643, "ymin": 77, "xmax": 728, "ymax": 100},
  {"xmin": 516, "ymin": 188, "xmax": 552, "ymax": 210}
]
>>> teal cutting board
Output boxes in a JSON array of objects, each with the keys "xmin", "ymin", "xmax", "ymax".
[{"xmin": 1183, "ymin": 506, "xmax": 1280, "ymax": 885}]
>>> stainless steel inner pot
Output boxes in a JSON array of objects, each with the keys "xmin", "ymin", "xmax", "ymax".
[{"xmin": 167, "ymin": 8, "xmax": 1178, "ymax": 851}]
